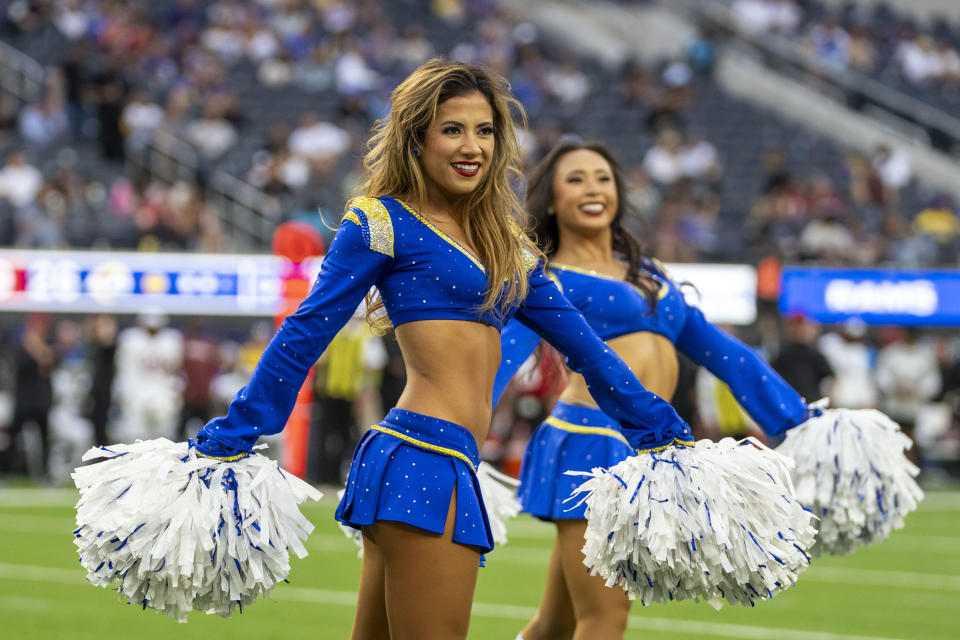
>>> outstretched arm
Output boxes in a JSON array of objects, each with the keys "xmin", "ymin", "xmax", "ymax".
[
  {"xmin": 675, "ymin": 304, "xmax": 814, "ymax": 436},
  {"xmin": 195, "ymin": 214, "xmax": 392, "ymax": 456},
  {"xmin": 512, "ymin": 263, "xmax": 692, "ymax": 451},
  {"xmin": 492, "ymin": 318, "xmax": 542, "ymax": 407}
]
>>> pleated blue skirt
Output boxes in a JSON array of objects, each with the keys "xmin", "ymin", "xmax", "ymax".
[
  {"xmin": 518, "ymin": 401, "xmax": 634, "ymax": 520},
  {"xmin": 335, "ymin": 408, "xmax": 494, "ymax": 552}
]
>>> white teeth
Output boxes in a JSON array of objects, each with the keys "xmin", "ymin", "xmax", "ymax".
[
  {"xmin": 580, "ymin": 203, "xmax": 604, "ymax": 213},
  {"xmin": 452, "ymin": 163, "xmax": 478, "ymax": 171}
]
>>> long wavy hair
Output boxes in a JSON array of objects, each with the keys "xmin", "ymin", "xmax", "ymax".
[
  {"xmin": 524, "ymin": 140, "xmax": 660, "ymax": 309},
  {"xmin": 356, "ymin": 58, "xmax": 537, "ymax": 329}
]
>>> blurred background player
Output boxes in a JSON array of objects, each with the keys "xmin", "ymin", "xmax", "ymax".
[
  {"xmin": 1, "ymin": 313, "xmax": 56, "ymax": 480},
  {"xmin": 113, "ymin": 309, "xmax": 183, "ymax": 441}
]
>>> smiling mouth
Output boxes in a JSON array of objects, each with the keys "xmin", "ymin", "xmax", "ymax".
[
  {"xmin": 579, "ymin": 203, "xmax": 605, "ymax": 216},
  {"xmin": 451, "ymin": 162, "xmax": 480, "ymax": 177}
]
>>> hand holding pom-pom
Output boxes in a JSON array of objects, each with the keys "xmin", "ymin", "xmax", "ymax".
[
  {"xmin": 776, "ymin": 404, "xmax": 923, "ymax": 555},
  {"xmin": 570, "ymin": 438, "xmax": 816, "ymax": 607},
  {"xmin": 72, "ymin": 439, "xmax": 322, "ymax": 622}
]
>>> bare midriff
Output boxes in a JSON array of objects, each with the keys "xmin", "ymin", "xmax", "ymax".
[
  {"xmin": 393, "ymin": 319, "xmax": 502, "ymax": 445},
  {"xmin": 559, "ymin": 331, "xmax": 679, "ymax": 408}
]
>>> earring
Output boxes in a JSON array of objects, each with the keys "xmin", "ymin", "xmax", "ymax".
[{"xmin": 412, "ymin": 148, "xmax": 420, "ymax": 157}]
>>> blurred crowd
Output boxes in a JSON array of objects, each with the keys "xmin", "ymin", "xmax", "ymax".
[
  {"xmin": 1, "ymin": 308, "xmax": 958, "ymax": 487},
  {"xmin": 0, "ymin": 309, "xmax": 406, "ymax": 485},
  {"xmin": 0, "ymin": 0, "xmax": 957, "ymax": 266},
  {"xmin": 730, "ymin": 0, "xmax": 960, "ymax": 96}
]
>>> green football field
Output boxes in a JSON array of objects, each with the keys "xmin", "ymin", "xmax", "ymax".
[{"xmin": 1, "ymin": 488, "xmax": 957, "ymax": 640}]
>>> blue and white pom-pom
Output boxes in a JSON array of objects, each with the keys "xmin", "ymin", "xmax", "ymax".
[
  {"xmin": 775, "ymin": 404, "xmax": 923, "ymax": 555},
  {"xmin": 72, "ymin": 438, "xmax": 323, "ymax": 622},
  {"xmin": 476, "ymin": 461, "xmax": 522, "ymax": 546},
  {"xmin": 568, "ymin": 438, "xmax": 816, "ymax": 608},
  {"xmin": 337, "ymin": 461, "xmax": 521, "ymax": 555}
]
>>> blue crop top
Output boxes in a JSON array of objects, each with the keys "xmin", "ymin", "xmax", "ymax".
[
  {"xmin": 194, "ymin": 196, "xmax": 693, "ymax": 458},
  {"xmin": 494, "ymin": 260, "xmax": 815, "ymax": 437}
]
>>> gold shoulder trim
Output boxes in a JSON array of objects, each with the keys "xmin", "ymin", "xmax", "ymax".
[
  {"xmin": 545, "ymin": 267, "xmax": 564, "ymax": 293},
  {"xmin": 521, "ymin": 246, "xmax": 539, "ymax": 273},
  {"xmin": 650, "ymin": 257, "xmax": 672, "ymax": 279},
  {"xmin": 341, "ymin": 210, "xmax": 361, "ymax": 227},
  {"xmin": 347, "ymin": 197, "xmax": 394, "ymax": 257}
]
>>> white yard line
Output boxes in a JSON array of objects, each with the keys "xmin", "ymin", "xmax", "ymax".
[
  {"xmin": 0, "ymin": 562, "xmax": 902, "ymax": 640},
  {"xmin": 803, "ymin": 567, "xmax": 960, "ymax": 591},
  {"xmin": 0, "ymin": 596, "xmax": 53, "ymax": 611}
]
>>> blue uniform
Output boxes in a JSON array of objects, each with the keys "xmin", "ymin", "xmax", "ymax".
[
  {"xmin": 194, "ymin": 196, "xmax": 692, "ymax": 551},
  {"xmin": 497, "ymin": 261, "xmax": 814, "ymax": 520}
]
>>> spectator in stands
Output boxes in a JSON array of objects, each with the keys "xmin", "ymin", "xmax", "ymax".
[
  {"xmin": 871, "ymin": 144, "xmax": 912, "ymax": 199},
  {"xmin": 397, "ymin": 24, "xmax": 435, "ymax": 72},
  {"xmin": 799, "ymin": 211, "xmax": 856, "ymax": 264},
  {"xmin": 935, "ymin": 38, "xmax": 960, "ymax": 83},
  {"xmin": 643, "ymin": 128, "xmax": 685, "ymax": 186},
  {"xmin": 912, "ymin": 194, "xmax": 959, "ymax": 250},
  {"xmin": 121, "ymin": 91, "xmax": 166, "ymax": 151},
  {"xmin": 18, "ymin": 91, "xmax": 70, "ymax": 149},
  {"xmin": 731, "ymin": 0, "xmax": 778, "ymax": 36},
  {"xmin": 545, "ymin": 56, "xmax": 590, "ymax": 111},
  {"xmin": 184, "ymin": 101, "xmax": 239, "ymax": 161},
  {"xmin": 93, "ymin": 74, "xmax": 126, "ymax": 160},
  {"xmin": 53, "ymin": 0, "xmax": 89, "ymax": 41},
  {"xmin": 625, "ymin": 166, "xmax": 660, "ymax": 222},
  {"xmin": 646, "ymin": 61, "xmax": 693, "ymax": 133},
  {"xmin": 334, "ymin": 40, "xmax": 379, "ymax": 97},
  {"xmin": 287, "ymin": 111, "xmax": 351, "ymax": 176},
  {"xmin": 0, "ymin": 150, "xmax": 43, "ymax": 210},
  {"xmin": 760, "ymin": 147, "xmax": 790, "ymax": 194},
  {"xmin": 847, "ymin": 24, "xmax": 877, "ymax": 73},
  {"xmin": 680, "ymin": 130, "xmax": 722, "ymax": 183},
  {"xmin": 679, "ymin": 190, "xmax": 721, "ymax": 258},
  {"xmin": 897, "ymin": 34, "xmax": 943, "ymax": 84},
  {"xmin": 807, "ymin": 16, "xmax": 851, "ymax": 69},
  {"xmin": 0, "ymin": 95, "xmax": 20, "ymax": 146}
]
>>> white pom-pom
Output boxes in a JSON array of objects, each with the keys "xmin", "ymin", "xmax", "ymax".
[
  {"xmin": 72, "ymin": 439, "xmax": 323, "ymax": 622},
  {"xmin": 775, "ymin": 407, "xmax": 923, "ymax": 555},
  {"xmin": 476, "ymin": 462, "xmax": 521, "ymax": 546},
  {"xmin": 569, "ymin": 438, "xmax": 816, "ymax": 608}
]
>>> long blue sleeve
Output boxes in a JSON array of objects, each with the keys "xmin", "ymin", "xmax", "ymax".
[
  {"xmin": 195, "ymin": 219, "xmax": 392, "ymax": 456},
  {"xmin": 492, "ymin": 318, "xmax": 542, "ymax": 407},
  {"xmin": 675, "ymin": 304, "xmax": 813, "ymax": 436},
  {"xmin": 513, "ymin": 264, "xmax": 692, "ymax": 451}
]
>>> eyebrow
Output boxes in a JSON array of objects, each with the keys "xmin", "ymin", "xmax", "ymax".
[
  {"xmin": 564, "ymin": 168, "xmax": 611, "ymax": 175},
  {"xmin": 440, "ymin": 120, "xmax": 495, "ymax": 128}
]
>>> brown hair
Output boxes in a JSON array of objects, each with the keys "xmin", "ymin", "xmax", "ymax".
[
  {"xmin": 524, "ymin": 140, "xmax": 660, "ymax": 310},
  {"xmin": 356, "ymin": 58, "xmax": 538, "ymax": 329}
]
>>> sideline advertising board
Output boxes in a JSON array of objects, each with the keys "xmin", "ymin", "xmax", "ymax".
[
  {"xmin": 0, "ymin": 250, "xmax": 757, "ymax": 324},
  {"xmin": 779, "ymin": 267, "xmax": 960, "ymax": 326}
]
